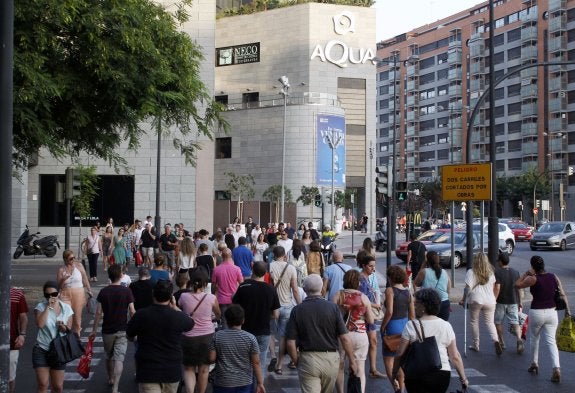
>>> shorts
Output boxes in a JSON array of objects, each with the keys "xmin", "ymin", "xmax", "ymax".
[
  {"xmin": 32, "ymin": 344, "xmax": 66, "ymax": 370},
  {"xmin": 338, "ymin": 331, "xmax": 369, "ymax": 361},
  {"xmin": 142, "ymin": 247, "xmax": 154, "ymax": 257},
  {"xmin": 182, "ymin": 333, "xmax": 213, "ymax": 366},
  {"xmin": 138, "ymin": 382, "xmax": 179, "ymax": 393},
  {"xmin": 103, "ymin": 331, "xmax": 128, "ymax": 361},
  {"xmin": 494, "ymin": 303, "xmax": 520, "ymax": 325},
  {"xmin": 10, "ymin": 350, "xmax": 19, "ymax": 381},
  {"xmin": 271, "ymin": 306, "xmax": 293, "ymax": 337}
]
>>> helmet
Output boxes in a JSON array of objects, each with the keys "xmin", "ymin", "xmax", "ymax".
[{"xmin": 324, "ymin": 224, "xmax": 331, "ymax": 231}]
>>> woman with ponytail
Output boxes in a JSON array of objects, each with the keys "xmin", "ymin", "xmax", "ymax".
[
  {"xmin": 414, "ymin": 251, "xmax": 451, "ymax": 321},
  {"xmin": 178, "ymin": 268, "xmax": 221, "ymax": 393}
]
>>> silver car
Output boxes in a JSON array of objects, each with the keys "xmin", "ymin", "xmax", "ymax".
[{"xmin": 529, "ymin": 221, "xmax": 575, "ymax": 251}]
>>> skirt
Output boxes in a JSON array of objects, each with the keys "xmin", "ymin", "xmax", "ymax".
[{"xmin": 182, "ymin": 333, "xmax": 214, "ymax": 366}]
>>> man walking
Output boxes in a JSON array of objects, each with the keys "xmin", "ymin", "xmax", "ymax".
[
  {"xmin": 212, "ymin": 247, "xmax": 244, "ymax": 327},
  {"xmin": 127, "ymin": 280, "xmax": 195, "ymax": 393},
  {"xmin": 233, "ymin": 261, "xmax": 280, "ymax": 379},
  {"xmin": 129, "ymin": 267, "xmax": 155, "ymax": 311},
  {"xmin": 9, "ymin": 287, "xmax": 28, "ymax": 393},
  {"xmin": 269, "ymin": 246, "xmax": 301, "ymax": 374},
  {"xmin": 159, "ymin": 224, "xmax": 178, "ymax": 272},
  {"xmin": 406, "ymin": 233, "xmax": 426, "ymax": 285},
  {"xmin": 494, "ymin": 252, "xmax": 524, "ymax": 354},
  {"xmin": 322, "ymin": 251, "xmax": 351, "ymax": 301},
  {"xmin": 89, "ymin": 264, "xmax": 136, "ymax": 393},
  {"xmin": 286, "ymin": 274, "xmax": 358, "ymax": 393},
  {"xmin": 232, "ymin": 236, "xmax": 254, "ymax": 279},
  {"xmin": 140, "ymin": 222, "xmax": 156, "ymax": 268}
]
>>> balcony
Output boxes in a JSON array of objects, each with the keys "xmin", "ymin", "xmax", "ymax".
[
  {"xmin": 520, "ymin": 84, "xmax": 538, "ymax": 98},
  {"xmin": 470, "ymin": 43, "xmax": 485, "ymax": 58},
  {"xmin": 448, "ymin": 49, "xmax": 462, "ymax": 63},
  {"xmin": 406, "ymin": 64, "xmax": 419, "ymax": 76},
  {"xmin": 406, "ymin": 156, "xmax": 418, "ymax": 167},
  {"xmin": 549, "ymin": 97, "xmax": 567, "ymax": 113},
  {"xmin": 549, "ymin": 117, "xmax": 567, "ymax": 132},
  {"xmin": 521, "ymin": 122, "xmax": 538, "ymax": 137},
  {"xmin": 448, "ymin": 84, "xmax": 462, "ymax": 96},
  {"xmin": 521, "ymin": 46, "xmax": 538, "ymax": 60},
  {"xmin": 406, "ymin": 80, "xmax": 419, "ymax": 91},
  {"xmin": 388, "ymin": 70, "xmax": 398, "ymax": 82},
  {"xmin": 549, "ymin": 15, "xmax": 567, "ymax": 32},
  {"xmin": 451, "ymin": 150, "xmax": 462, "ymax": 163},
  {"xmin": 520, "ymin": 67, "xmax": 538, "ymax": 79},
  {"xmin": 549, "ymin": 35, "xmax": 566, "ymax": 53},
  {"xmin": 549, "ymin": 0, "xmax": 567, "ymax": 12},
  {"xmin": 406, "ymin": 95, "xmax": 419, "ymax": 107},
  {"xmin": 522, "ymin": 11, "xmax": 538, "ymax": 23},
  {"xmin": 448, "ymin": 38, "xmax": 462, "ymax": 49},
  {"xmin": 521, "ymin": 103, "xmax": 538, "ymax": 117},
  {"xmin": 471, "ymin": 151, "xmax": 487, "ymax": 161},
  {"xmin": 549, "ymin": 63, "xmax": 567, "ymax": 73},
  {"xmin": 450, "ymin": 118, "xmax": 463, "ymax": 129},
  {"xmin": 522, "ymin": 161, "xmax": 538, "ymax": 172},
  {"xmin": 406, "ymin": 124, "xmax": 417, "ymax": 137},
  {"xmin": 406, "ymin": 110, "xmax": 418, "ymax": 121},
  {"xmin": 470, "ymin": 61, "xmax": 485, "ymax": 74},
  {"xmin": 448, "ymin": 68, "xmax": 462, "ymax": 79},
  {"xmin": 549, "ymin": 76, "xmax": 566, "ymax": 92},
  {"xmin": 406, "ymin": 141, "xmax": 417, "ymax": 151},
  {"xmin": 470, "ymin": 78, "xmax": 485, "ymax": 92},
  {"xmin": 550, "ymin": 137, "xmax": 565, "ymax": 152},
  {"xmin": 523, "ymin": 142, "xmax": 538, "ymax": 155},
  {"xmin": 521, "ymin": 26, "xmax": 538, "ymax": 41},
  {"xmin": 550, "ymin": 158, "xmax": 564, "ymax": 172}
]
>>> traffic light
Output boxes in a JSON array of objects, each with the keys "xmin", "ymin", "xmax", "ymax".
[
  {"xmin": 536, "ymin": 199, "xmax": 540, "ymax": 208},
  {"xmin": 376, "ymin": 165, "xmax": 393, "ymax": 196},
  {"xmin": 396, "ymin": 181, "xmax": 408, "ymax": 202},
  {"xmin": 569, "ymin": 166, "xmax": 574, "ymax": 176},
  {"xmin": 65, "ymin": 168, "xmax": 81, "ymax": 199},
  {"xmin": 314, "ymin": 194, "xmax": 322, "ymax": 207}
]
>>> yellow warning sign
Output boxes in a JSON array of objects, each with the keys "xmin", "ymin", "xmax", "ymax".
[{"xmin": 441, "ymin": 163, "xmax": 492, "ymax": 201}]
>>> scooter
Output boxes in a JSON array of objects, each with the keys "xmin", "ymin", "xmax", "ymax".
[
  {"xmin": 13, "ymin": 225, "xmax": 60, "ymax": 259},
  {"xmin": 374, "ymin": 228, "xmax": 387, "ymax": 252},
  {"xmin": 320, "ymin": 235, "xmax": 337, "ymax": 265}
]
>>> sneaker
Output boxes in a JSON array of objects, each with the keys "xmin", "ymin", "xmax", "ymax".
[
  {"xmin": 468, "ymin": 345, "xmax": 479, "ymax": 352},
  {"xmin": 495, "ymin": 341, "xmax": 503, "ymax": 356},
  {"xmin": 517, "ymin": 340, "xmax": 525, "ymax": 355}
]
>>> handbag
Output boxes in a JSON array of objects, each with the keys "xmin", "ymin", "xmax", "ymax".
[
  {"xmin": 556, "ymin": 313, "xmax": 575, "ymax": 352},
  {"xmin": 554, "ymin": 274, "xmax": 567, "ymax": 311},
  {"xmin": 401, "ymin": 319, "xmax": 442, "ymax": 379},
  {"xmin": 48, "ymin": 329, "xmax": 85, "ymax": 367},
  {"xmin": 77, "ymin": 335, "xmax": 94, "ymax": 378},
  {"xmin": 86, "ymin": 294, "xmax": 98, "ymax": 315},
  {"xmin": 346, "ymin": 370, "xmax": 362, "ymax": 393},
  {"xmin": 135, "ymin": 250, "xmax": 143, "ymax": 266},
  {"xmin": 383, "ymin": 333, "xmax": 402, "ymax": 352},
  {"xmin": 371, "ymin": 306, "xmax": 384, "ymax": 321}
]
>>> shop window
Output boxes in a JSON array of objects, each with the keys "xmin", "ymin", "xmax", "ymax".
[{"xmin": 216, "ymin": 137, "xmax": 232, "ymax": 159}]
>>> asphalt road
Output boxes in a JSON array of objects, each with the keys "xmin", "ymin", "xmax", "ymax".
[{"xmin": 9, "ymin": 233, "xmax": 575, "ymax": 393}]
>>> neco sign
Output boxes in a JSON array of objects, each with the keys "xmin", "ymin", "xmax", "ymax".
[{"xmin": 311, "ymin": 11, "xmax": 375, "ymax": 68}]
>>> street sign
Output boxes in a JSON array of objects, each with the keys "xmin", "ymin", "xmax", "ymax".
[
  {"xmin": 441, "ymin": 163, "xmax": 492, "ymax": 202},
  {"xmin": 533, "ymin": 207, "xmax": 539, "ymax": 214}
]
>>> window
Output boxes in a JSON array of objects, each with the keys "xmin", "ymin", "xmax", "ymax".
[
  {"xmin": 420, "ymin": 151, "xmax": 435, "ymax": 162},
  {"xmin": 379, "ymin": 127, "xmax": 389, "ymax": 138},
  {"xmin": 379, "ymin": 143, "xmax": 388, "ymax": 152},
  {"xmin": 508, "ymin": 14, "xmax": 519, "ymax": 25},
  {"xmin": 420, "ymin": 119, "xmax": 435, "ymax": 131},
  {"xmin": 215, "ymin": 191, "xmax": 231, "ymax": 200},
  {"xmin": 379, "ymin": 71, "xmax": 389, "ymax": 81},
  {"xmin": 437, "ymin": 85, "xmax": 448, "ymax": 96},
  {"xmin": 420, "ymin": 135, "xmax": 436, "ymax": 146},
  {"xmin": 494, "ymin": 52, "xmax": 505, "ymax": 65},
  {"xmin": 436, "ymin": 69, "xmax": 448, "ymax": 81},
  {"xmin": 508, "ymin": 158, "xmax": 522, "ymax": 170},
  {"xmin": 507, "ymin": 84, "xmax": 521, "ymax": 97},
  {"xmin": 508, "ymin": 102, "xmax": 521, "ymax": 115},
  {"xmin": 496, "ymin": 141, "xmax": 505, "ymax": 153},
  {"xmin": 494, "ymin": 105, "xmax": 505, "ymax": 118},
  {"xmin": 495, "ymin": 19, "xmax": 505, "ymax": 29},
  {"xmin": 216, "ymin": 137, "xmax": 232, "ymax": 159},
  {"xmin": 507, "ymin": 47, "xmax": 521, "ymax": 60},
  {"xmin": 508, "ymin": 139, "xmax": 522, "ymax": 151},
  {"xmin": 379, "ymin": 100, "xmax": 389, "ymax": 110},
  {"xmin": 379, "ymin": 85, "xmax": 389, "ymax": 95},
  {"xmin": 495, "ymin": 123, "xmax": 505, "ymax": 136},
  {"xmin": 496, "ymin": 160, "xmax": 505, "ymax": 171},
  {"xmin": 242, "ymin": 92, "xmax": 259, "ymax": 108},
  {"xmin": 494, "ymin": 87, "xmax": 505, "ymax": 100},
  {"xmin": 508, "ymin": 121, "xmax": 521, "ymax": 133},
  {"xmin": 437, "ymin": 53, "xmax": 448, "ymax": 64},
  {"xmin": 419, "ymin": 88, "xmax": 435, "ymax": 100},
  {"xmin": 438, "ymin": 117, "xmax": 448, "ymax": 128},
  {"xmin": 438, "ymin": 133, "xmax": 449, "ymax": 143},
  {"xmin": 420, "ymin": 72, "xmax": 435, "ymax": 85},
  {"xmin": 420, "ymin": 57, "xmax": 435, "ymax": 69},
  {"xmin": 215, "ymin": 95, "xmax": 228, "ymax": 105},
  {"xmin": 437, "ymin": 149, "xmax": 449, "ymax": 160}
]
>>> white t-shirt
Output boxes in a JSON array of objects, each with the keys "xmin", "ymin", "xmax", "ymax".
[
  {"xmin": 402, "ymin": 318, "xmax": 455, "ymax": 371},
  {"xmin": 270, "ymin": 260, "xmax": 297, "ymax": 306},
  {"xmin": 465, "ymin": 269, "xmax": 496, "ymax": 305},
  {"xmin": 278, "ymin": 238, "xmax": 293, "ymax": 254},
  {"xmin": 134, "ymin": 228, "xmax": 143, "ymax": 246}
]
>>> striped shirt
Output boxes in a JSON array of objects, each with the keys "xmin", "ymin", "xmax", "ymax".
[{"xmin": 208, "ymin": 329, "xmax": 259, "ymax": 388}]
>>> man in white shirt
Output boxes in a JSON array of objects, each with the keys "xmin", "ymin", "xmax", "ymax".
[
  {"xmin": 133, "ymin": 220, "xmax": 143, "ymax": 249},
  {"xmin": 232, "ymin": 224, "xmax": 245, "ymax": 247},
  {"xmin": 277, "ymin": 231, "xmax": 293, "ymax": 254}
]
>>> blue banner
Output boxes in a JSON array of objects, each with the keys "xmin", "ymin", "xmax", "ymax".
[{"xmin": 316, "ymin": 114, "xmax": 346, "ymax": 187}]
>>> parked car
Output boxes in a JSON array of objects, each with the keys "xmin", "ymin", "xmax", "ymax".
[
  {"xmin": 507, "ymin": 221, "xmax": 534, "ymax": 242},
  {"xmin": 429, "ymin": 231, "xmax": 506, "ymax": 269},
  {"xmin": 472, "ymin": 222, "xmax": 515, "ymax": 255},
  {"xmin": 530, "ymin": 221, "xmax": 575, "ymax": 251},
  {"xmin": 394, "ymin": 229, "xmax": 448, "ymax": 262}
]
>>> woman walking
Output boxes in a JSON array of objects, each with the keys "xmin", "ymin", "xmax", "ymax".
[
  {"xmin": 111, "ymin": 227, "xmax": 127, "ymax": 267},
  {"xmin": 179, "ymin": 269, "xmax": 220, "ymax": 393},
  {"xmin": 178, "ymin": 237, "xmax": 196, "ymax": 276},
  {"xmin": 33, "ymin": 281, "xmax": 74, "ymax": 393},
  {"xmin": 515, "ymin": 255, "xmax": 569, "ymax": 382},
  {"xmin": 253, "ymin": 233, "xmax": 268, "ymax": 262},
  {"xmin": 381, "ymin": 265, "xmax": 414, "ymax": 392},
  {"xmin": 57, "ymin": 250, "xmax": 91, "ymax": 334},
  {"xmin": 83, "ymin": 226, "xmax": 102, "ymax": 282},
  {"xmin": 334, "ymin": 269, "xmax": 374, "ymax": 393},
  {"xmin": 459, "ymin": 253, "xmax": 502, "ymax": 354},
  {"xmin": 414, "ymin": 251, "xmax": 451, "ymax": 320},
  {"xmin": 102, "ymin": 226, "xmax": 113, "ymax": 271},
  {"xmin": 306, "ymin": 240, "xmax": 324, "ymax": 276}
]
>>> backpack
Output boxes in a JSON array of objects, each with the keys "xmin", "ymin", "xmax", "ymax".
[{"xmin": 289, "ymin": 252, "xmax": 307, "ymax": 287}]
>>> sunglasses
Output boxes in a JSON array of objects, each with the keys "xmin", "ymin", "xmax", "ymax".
[{"xmin": 44, "ymin": 292, "xmax": 59, "ymax": 299}]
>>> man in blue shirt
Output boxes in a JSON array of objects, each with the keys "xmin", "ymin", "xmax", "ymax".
[
  {"xmin": 232, "ymin": 236, "xmax": 254, "ymax": 278},
  {"xmin": 322, "ymin": 251, "xmax": 350, "ymax": 301}
]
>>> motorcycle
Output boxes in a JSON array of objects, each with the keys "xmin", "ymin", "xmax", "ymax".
[
  {"xmin": 375, "ymin": 228, "xmax": 387, "ymax": 252},
  {"xmin": 13, "ymin": 225, "xmax": 60, "ymax": 259},
  {"xmin": 320, "ymin": 234, "xmax": 337, "ymax": 265}
]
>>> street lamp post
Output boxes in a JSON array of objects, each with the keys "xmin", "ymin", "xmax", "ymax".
[
  {"xmin": 278, "ymin": 76, "xmax": 289, "ymax": 223},
  {"xmin": 324, "ymin": 130, "xmax": 344, "ymax": 228}
]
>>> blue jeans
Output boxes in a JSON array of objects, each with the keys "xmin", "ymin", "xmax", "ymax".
[{"xmin": 250, "ymin": 334, "xmax": 271, "ymax": 392}]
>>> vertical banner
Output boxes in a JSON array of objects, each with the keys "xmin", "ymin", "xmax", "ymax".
[{"xmin": 316, "ymin": 114, "xmax": 346, "ymax": 187}]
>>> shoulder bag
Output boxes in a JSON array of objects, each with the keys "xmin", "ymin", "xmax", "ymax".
[
  {"xmin": 554, "ymin": 274, "xmax": 567, "ymax": 311},
  {"xmin": 48, "ymin": 325, "xmax": 85, "ymax": 367},
  {"xmin": 401, "ymin": 319, "xmax": 442, "ymax": 379},
  {"xmin": 557, "ymin": 312, "xmax": 575, "ymax": 352},
  {"xmin": 273, "ymin": 263, "xmax": 289, "ymax": 288}
]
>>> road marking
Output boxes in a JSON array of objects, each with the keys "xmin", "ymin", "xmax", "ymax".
[
  {"xmin": 467, "ymin": 386, "xmax": 520, "ymax": 393},
  {"xmin": 64, "ymin": 371, "xmax": 94, "ymax": 381}
]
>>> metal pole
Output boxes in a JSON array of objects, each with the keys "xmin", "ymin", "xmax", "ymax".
[
  {"xmin": 331, "ymin": 138, "xmax": 335, "ymax": 229},
  {"xmin": 65, "ymin": 197, "xmax": 71, "ymax": 250},
  {"xmin": 386, "ymin": 55, "xmax": 398, "ymax": 268},
  {"xmin": 280, "ymin": 88, "xmax": 288, "ymax": 223},
  {"xmin": 450, "ymin": 108, "xmax": 455, "ymax": 286},
  {"xmin": 154, "ymin": 118, "xmax": 162, "ymax": 237},
  {"xmin": 0, "ymin": 0, "xmax": 14, "ymax": 386},
  {"xmin": 487, "ymin": 0, "xmax": 499, "ymax": 266}
]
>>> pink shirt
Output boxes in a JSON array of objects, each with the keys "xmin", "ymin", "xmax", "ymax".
[
  {"xmin": 212, "ymin": 260, "xmax": 243, "ymax": 305},
  {"xmin": 178, "ymin": 292, "xmax": 217, "ymax": 337}
]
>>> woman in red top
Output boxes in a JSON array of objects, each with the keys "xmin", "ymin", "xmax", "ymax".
[{"xmin": 334, "ymin": 269, "xmax": 374, "ymax": 393}]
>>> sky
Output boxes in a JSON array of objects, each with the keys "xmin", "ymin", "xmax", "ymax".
[{"xmin": 374, "ymin": 0, "xmax": 486, "ymax": 41}]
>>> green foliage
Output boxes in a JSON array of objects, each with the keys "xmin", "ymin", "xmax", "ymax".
[
  {"xmin": 297, "ymin": 186, "xmax": 319, "ymax": 206},
  {"xmin": 14, "ymin": 0, "xmax": 227, "ymax": 170},
  {"xmin": 333, "ymin": 188, "xmax": 356, "ymax": 210},
  {"xmin": 225, "ymin": 172, "xmax": 255, "ymax": 201},
  {"xmin": 416, "ymin": 179, "xmax": 447, "ymax": 217},
  {"xmin": 71, "ymin": 165, "xmax": 99, "ymax": 220},
  {"xmin": 263, "ymin": 185, "xmax": 293, "ymax": 204},
  {"xmin": 218, "ymin": 0, "xmax": 374, "ymax": 17}
]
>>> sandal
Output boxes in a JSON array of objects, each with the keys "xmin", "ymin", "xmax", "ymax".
[
  {"xmin": 369, "ymin": 370, "xmax": 387, "ymax": 379},
  {"xmin": 274, "ymin": 368, "xmax": 283, "ymax": 375},
  {"xmin": 267, "ymin": 358, "xmax": 277, "ymax": 372},
  {"xmin": 288, "ymin": 361, "xmax": 297, "ymax": 369}
]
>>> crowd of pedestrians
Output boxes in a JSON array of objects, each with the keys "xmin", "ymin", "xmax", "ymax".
[{"xmin": 8, "ymin": 215, "xmax": 571, "ymax": 393}]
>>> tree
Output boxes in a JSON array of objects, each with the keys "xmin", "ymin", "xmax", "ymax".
[
  {"xmin": 263, "ymin": 185, "xmax": 293, "ymax": 223},
  {"xmin": 297, "ymin": 185, "xmax": 319, "ymax": 221},
  {"xmin": 14, "ymin": 0, "xmax": 227, "ymax": 170},
  {"xmin": 225, "ymin": 172, "xmax": 255, "ymax": 221},
  {"xmin": 71, "ymin": 165, "xmax": 99, "ymax": 254}
]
